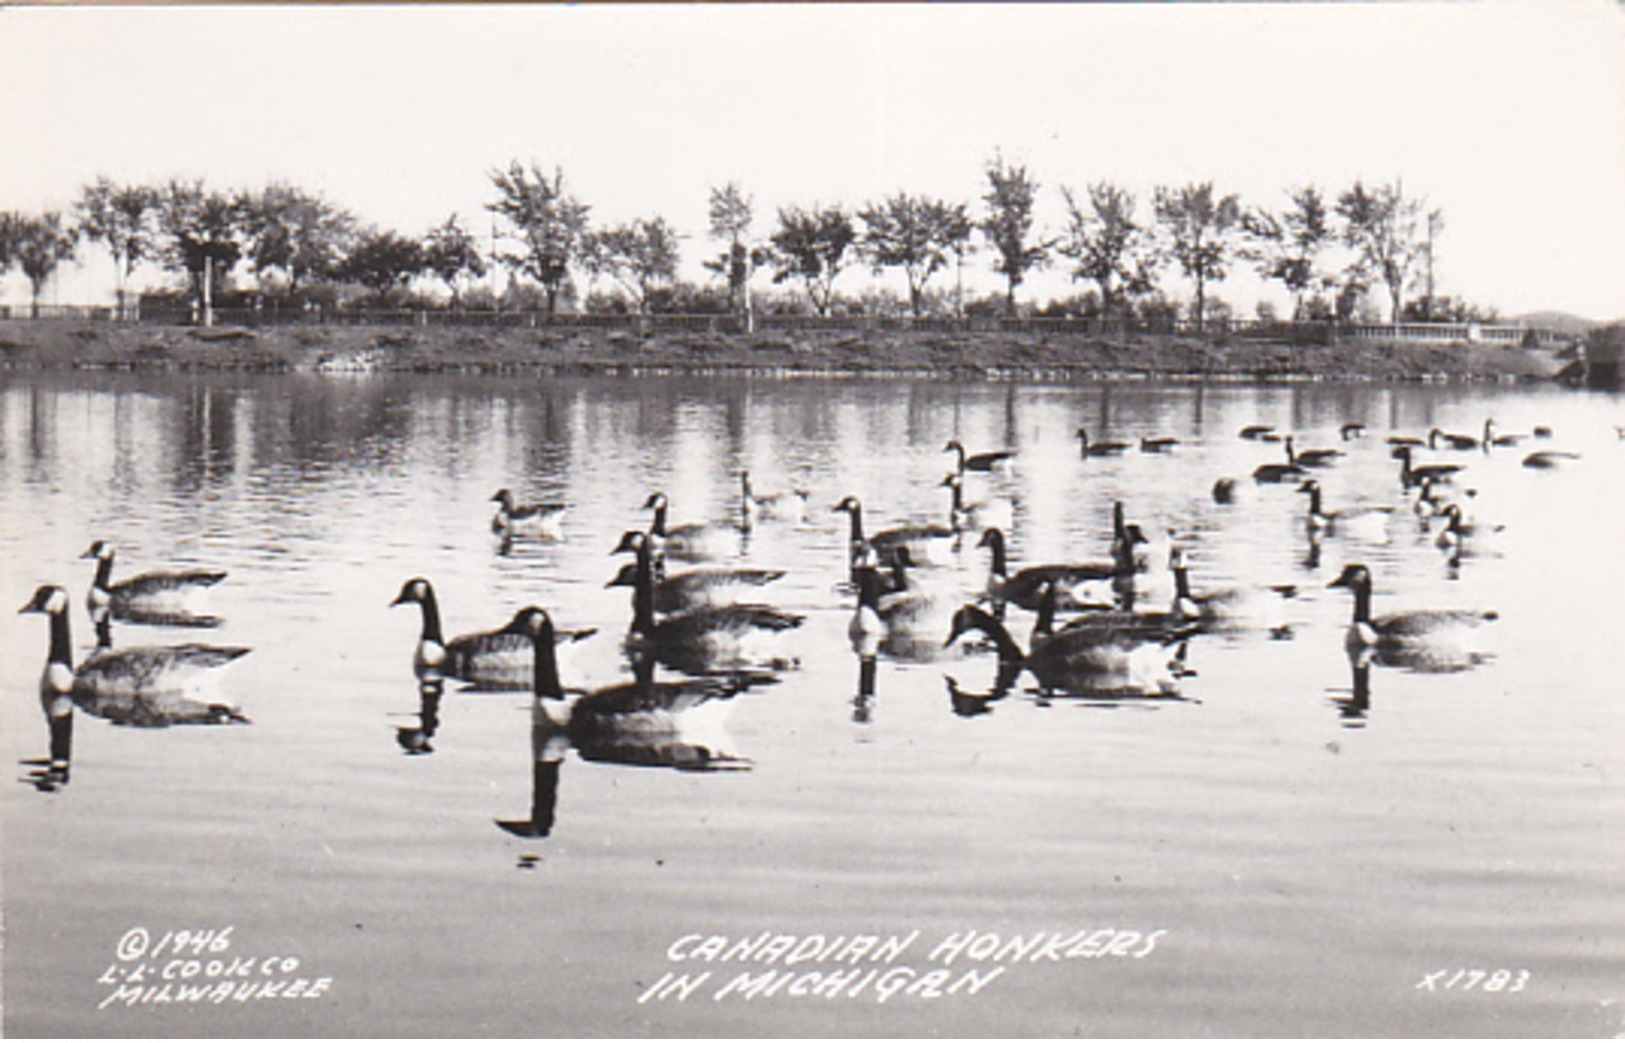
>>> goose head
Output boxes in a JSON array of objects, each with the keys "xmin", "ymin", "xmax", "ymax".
[
  {"xmin": 944, "ymin": 603, "xmax": 1007, "ymax": 652},
  {"xmin": 642, "ymin": 492, "xmax": 670, "ymax": 511},
  {"xmin": 1327, "ymin": 563, "xmax": 1373, "ymax": 595},
  {"xmin": 606, "ymin": 563, "xmax": 640, "ymax": 590},
  {"xmin": 80, "ymin": 540, "xmax": 114, "ymax": 562},
  {"xmin": 389, "ymin": 576, "xmax": 435, "ymax": 607},
  {"xmin": 831, "ymin": 495, "xmax": 861, "ymax": 515},
  {"xmin": 611, "ymin": 529, "xmax": 648, "ymax": 555},
  {"xmin": 490, "ymin": 488, "xmax": 516, "ymax": 509},
  {"xmin": 20, "ymin": 584, "xmax": 70, "ymax": 617}
]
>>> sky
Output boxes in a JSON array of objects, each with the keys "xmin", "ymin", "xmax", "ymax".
[{"xmin": 1, "ymin": 1, "xmax": 1621, "ymax": 321}]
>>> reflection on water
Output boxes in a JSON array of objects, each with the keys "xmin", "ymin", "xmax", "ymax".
[{"xmin": 1, "ymin": 371, "xmax": 1621, "ymax": 1037}]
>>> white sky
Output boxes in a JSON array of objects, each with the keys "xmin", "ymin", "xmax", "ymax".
[{"xmin": 1, "ymin": 1, "xmax": 1621, "ymax": 320}]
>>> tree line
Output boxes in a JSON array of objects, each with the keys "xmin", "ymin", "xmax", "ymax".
[{"xmin": 0, "ymin": 153, "xmax": 1496, "ymax": 330}]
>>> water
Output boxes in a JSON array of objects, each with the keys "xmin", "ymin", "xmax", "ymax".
[{"xmin": 2, "ymin": 371, "xmax": 1620, "ymax": 1037}]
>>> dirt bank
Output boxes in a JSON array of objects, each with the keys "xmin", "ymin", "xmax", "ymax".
[{"xmin": 0, "ymin": 319, "xmax": 1571, "ymax": 382}]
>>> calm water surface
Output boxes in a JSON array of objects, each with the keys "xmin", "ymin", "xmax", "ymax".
[{"xmin": 1, "ymin": 370, "xmax": 1620, "ymax": 1037}]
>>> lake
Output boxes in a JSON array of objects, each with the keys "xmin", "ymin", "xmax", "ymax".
[{"xmin": 1, "ymin": 369, "xmax": 1620, "ymax": 1037}]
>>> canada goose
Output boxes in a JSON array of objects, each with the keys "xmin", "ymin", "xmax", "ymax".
[
  {"xmin": 1392, "ymin": 445, "xmax": 1463, "ymax": 488},
  {"xmin": 1522, "ymin": 450, "xmax": 1580, "ymax": 470},
  {"xmin": 490, "ymin": 489, "xmax": 566, "ymax": 538},
  {"xmin": 620, "ymin": 528, "xmax": 803, "ymax": 675},
  {"xmin": 501, "ymin": 607, "xmax": 761, "ymax": 761},
  {"xmin": 1296, "ymin": 479, "xmax": 1395, "ymax": 541},
  {"xmin": 81, "ymin": 540, "xmax": 226, "ymax": 624},
  {"xmin": 1289, "ymin": 437, "xmax": 1345, "ymax": 468},
  {"xmin": 977, "ymin": 526, "xmax": 1126, "ymax": 612},
  {"xmin": 1428, "ymin": 427, "xmax": 1480, "ymax": 451},
  {"xmin": 848, "ymin": 555, "xmax": 952, "ymax": 661},
  {"xmin": 940, "ymin": 472, "xmax": 1014, "ymax": 534},
  {"xmin": 1532, "ymin": 425, "xmax": 1554, "ymax": 439},
  {"xmin": 1167, "ymin": 547, "xmax": 1295, "ymax": 635},
  {"xmin": 1212, "ymin": 477, "xmax": 1240, "ymax": 504},
  {"xmin": 1481, "ymin": 419, "xmax": 1525, "ymax": 447},
  {"xmin": 1386, "ymin": 434, "xmax": 1427, "ymax": 449},
  {"xmin": 832, "ymin": 495, "xmax": 956, "ymax": 570},
  {"xmin": 644, "ymin": 491, "xmax": 741, "ymax": 561},
  {"xmin": 1339, "ymin": 422, "xmax": 1367, "ymax": 441},
  {"xmin": 20, "ymin": 584, "xmax": 249, "ymax": 775},
  {"xmin": 1140, "ymin": 435, "xmax": 1179, "ymax": 453},
  {"xmin": 1076, "ymin": 428, "xmax": 1131, "ymax": 457},
  {"xmin": 1327, "ymin": 563, "xmax": 1497, "ymax": 664},
  {"xmin": 1239, "ymin": 424, "xmax": 1278, "ymax": 441},
  {"xmin": 944, "ymin": 439, "xmax": 1015, "ymax": 474},
  {"xmin": 739, "ymin": 470, "xmax": 808, "ymax": 528},
  {"xmin": 390, "ymin": 576, "xmax": 595, "ymax": 689},
  {"xmin": 606, "ymin": 559, "xmax": 785, "ymax": 614},
  {"xmin": 944, "ymin": 599, "xmax": 1185, "ymax": 696},
  {"xmin": 1253, "ymin": 438, "xmax": 1308, "ymax": 483}
]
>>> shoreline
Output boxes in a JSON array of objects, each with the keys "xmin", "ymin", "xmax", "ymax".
[{"xmin": 0, "ymin": 318, "xmax": 1574, "ymax": 384}]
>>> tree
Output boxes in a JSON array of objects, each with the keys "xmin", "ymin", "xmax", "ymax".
[
  {"xmin": 769, "ymin": 203, "xmax": 856, "ymax": 316},
  {"xmin": 857, "ymin": 192, "xmax": 970, "ymax": 318},
  {"xmin": 980, "ymin": 151, "xmax": 1050, "ymax": 316},
  {"xmin": 0, "ymin": 211, "xmax": 18, "ymax": 276},
  {"xmin": 156, "ymin": 179, "xmax": 243, "ymax": 326},
  {"xmin": 237, "ymin": 183, "xmax": 356, "ymax": 302},
  {"xmin": 1240, "ymin": 185, "xmax": 1334, "ymax": 321},
  {"xmin": 1057, "ymin": 181, "xmax": 1155, "ymax": 326},
  {"xmin": 586, "ymin": 217, "xmax": 681, "ymax": 316},
  {"xmin": 11, "ymin": 211, "xmax": 79, "ymax": 318},
  {"xmin": 1153, "ymin": 181, "xmax": 1242, "ymax": 333},
  {"xmin": 421, "ymin": 213, "xmax": 487, "ymax": 307},
  {"xmin": 75, "ymin": 177, "xmax": 158, "ymax": 316},
  {"xmin": 337, "ymin": 229, "xmax": 425, "ymax": 302},
  {"xmin": 706, "ymin": 182, "xmax": 766, "ymax": 329},
  {"xmin": 1336, "ymin": 179, "xmax": 1426, "ymax": 323},
  {"xmin": 486, "ymin": 160, "xmax": 590, "ymax": 315}
]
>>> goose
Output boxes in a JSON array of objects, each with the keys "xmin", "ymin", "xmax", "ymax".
[
  {"xmin": 1428, "ymin": 427, "xmax": 1480, "ymax": 451},
  {"xmin": 490, "ymin": 489, "xmax": 566, "ymax": 538},
  {"xmin": 1076, "ymin": 428, "xmax": 1132, "ymax": 457},
  {"xmin": 739, "ymin": 470, "xmax": 808, "ymax": 528},
  {"xmin": 1238, "ymin": 424, "xmax": 1278, "ymax": 441},
  {"xmin": 1339, "ymin": 422, "xmax": 1367, "ymax": 441},
  {"xmin": 831, "ymin": 495, "xmax": 957, "ymax": 570},
  {"xmin": 978, "ymin": 525, "xmax": 1141, "ymax": 613},
  {"xmin": 390, "ymin": 576, "xmax": 595, "ymax": 689},
  {"xmin": 1139, "ymin": 435, "xmax": 1180, "ymax": 453},
  {"xmin": 1167, "ymin": 547, "xmax": 1295, "ymax": 635},
  {"xmin": 944, "ymin": 439, "xmax": 1015, "ymax": 474},
  {"xmin": 606, "ymin": 559, "xmax": 785, "ymax": 614},
  {"xmin": 1212, "ymin": 477, "xmax": 1241, "ymax": 504},
  {"xmin": 1522, "ymin": 450, "xmax": 1580, "ymax": 470},
  {"xmin": 940, "ymin": 472, "xmax": 1014, "ymax": 534},
  {"xmin": 1296, "ymin": 479, "xmax": 1395, "ymax": 541},
  {"xmin": 1327, "ymin": 563, "xmax": 1497, "ymax": 664},
  {"xmin": 1432, "ymin": 503, "xmax": 1469, "ymax": 553},
  {"xmin": 848, "ymin": 557, "xmax": 952, "ymax": 660},
  {"xmin": 1532, "ymin": 425, "xmax": 1554, "ymax": 439},
  {"xmin": 1481, "ymin": 419, "xmax": 1525, "ymax": 448},
  {"xmin": 20, "ymin": 585, "xmax": 250, "ymax": 763},
  {"xmin": 502, "ymin": 607, "xmax": 760, "ymax": 764},
  {"xmin": 81, "ymin": 540, "xmax": 226, "ymax": 624},
  {"xmin": 944, "ymin": 599, "xmax": 1185, "ymax": 697},
  {"xmin": 644, "ymin": 491, "xmax": 741, "ymax": 561},
  {"xmin": 1289, "ymin": 437, "xmax": 1345, "ymax": 468},
  {"xmin": 1252, "ymin": 439, "xmax": 1308, "ymax": 483},
  {"xmin": 1386, "ymin": 434, "xmax": 1427, "ymax": 449},
  {"xmin": 1392, "ymin": 445, "xmax": 1464, "ymax": 488},
  {"xmin": 620, "ymin": 528, "xmax": 803, "ymax": 675}
]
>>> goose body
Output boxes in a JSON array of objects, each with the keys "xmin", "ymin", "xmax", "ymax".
[
  {"xmin": 1393, "ymin": 445, "xmax": 1464, "ymax": 488},
  {"xmin": 1328, "ymin": 564, "xmax": 1496, "ymax": 667},
  {"xmin": 390, "ymin": 577, "xmax": 594, "ymax": 689},
  {"xmin": 739, "ymin": 470, "xmax": 809, "ymax": 528},
  {"xmin": 1429, "ymin": 427, "xmax": 1480, "ymax": 451},
  {"xmin": 1296, "ymin": 479, "xmax": 1395, "ymax": 542},
  {"xmin": 940, "ymin": 472, "xmax": 1014, "ymax": 534},
  {"xmin": 945, "ymin": 601, "xmax": 1183, "ymax": 697},
  {"xmin": 645, "ymin": 492, "xmax": 741, "ymax": 561},
  {"xmin": 608, "ymin": 561, "xmax": 786, "ymax": 614},
  {"xmin": 82, "ymin": 541, "xmax": 226, "ymax": 623},
  {"xmin": 1481, "ymin": 419, "xmax": 1525, "ymax": 448},
  {"xmin": 1076, "ymin": 428, "xmax": 1131, "ymax": 457},
  {"xmin": 977, "ymin": 526, "xmax": 1126, "ymax": 612},
  {"xmin": 1251, "ymin": 438, "xmax": 1309, "ymax": 483},
  {"xmin": 1140, "ymin": 435, "xmax": 1179, "ymax": 453},
  {"xmin": 490, "ymin": 489, "xmax": 566, "ymax": 538},
  {"xmin": 1290, "ymin": 439, "xmax": 1345, "ymax": 468},
  {"xmin": 1522, "ymin": 450, "xmax": 1580, "ymax": 470},
  {"xmin": 1239, "ymin": 424, "xmax": 1278, "ymax": 441},
  {"xmin": 21, "ymin": 585, "xmax": 249, "ymax": 747},
  {"xmin": 1340, "ymin": 422, "xmax": 1367, "ymax": 441},
  {"xmin": 832, "ymin": 495, "xmax": 956, "ymax": 569},
  {"xmin": 1167, "ymin": 548, "xmax": 1294, "ymax": 635},
  {"xmin": 944, "ymin": 439, "xmax": 1015, "ymax": 474}
]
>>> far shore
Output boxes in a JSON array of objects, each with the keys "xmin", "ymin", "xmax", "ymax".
[{"xmin": 0, "ymin": 318, "xmax": 1577, "ymax": 384}]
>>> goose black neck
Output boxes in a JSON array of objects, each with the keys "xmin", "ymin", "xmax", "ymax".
[
  {"xmin": 92, "ymin": 553, "xmax": 114, "ymax": 590},
  {"xmin": 1304, "ymin": 483, "xmax": 1323, "ymax": 515},
  {"xmin": 1173, "ymin": 563, "xmax": 1193, "ymax": 602},
  {"xmin": 985, "ymin": 529, "xmax": 1008, "ymax": 577},
  {"xmin": 530, "ymin": 620, "xmax": 564, "ymax": 699},
  {"xmin": 1347, "ymin": 577, "xmax": 1373, "ymax": 625},
  {"xmin": 631, "ymin": 541, "xmax": 658, "ymax": 634},
  {"xmin": 844, "ymin": 503, "xmax": 864, "ymax": 545},
  {"xmin": 649, "ymin": 499, "xmax": 669, "ymax": 537},
  {"xmin": 1112, "ymin": 501, "xmax": 1126, "ymax": 541},
  {"xmin": 971, "ymin": 606, "xmax": 1026, "ymax": 664},
  {"xmin": 46, "ymin": 608, "xmax": 72, "ymax": 668},
  {"xmin": 416, "ymin": 586, "xmax": 444, "ymax": 644}
]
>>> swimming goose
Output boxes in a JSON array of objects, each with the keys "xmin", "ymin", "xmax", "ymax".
[
  {"xmin": 940, "ymin": 472, "xmax": 1014, "ymax": 534},
  {"xmin": 1522, "ymin": 450, "xmax": 1580, "ymax": 470},
  {"xmin": 1212, "ymin": 477, "xmax": 1241, "ymax": 504},
  {"xmin": 502, "ymin": 607, "xmax": 761, "ymax": 762},
  {"xmin": 1289, "ymin": 437, "xmax": 1345, "ymax": 468},
  {"xmin": 739, "ymin": 470, "xmax": 809, "ymax": 528},
  {"xmin": 1481, "ymin": 419, "xmax": 1525, "ymax": 448},
  {"xmin": 620, "ymin": 529, "xmax": 803, "ymax": 675},
  {"xmin": 978, "ymin": 525, "xmax": 1138, "ymax": 613},
  {"xmin": 832, "ymin": 495, "xmax": 957, "ymax": 570},
  {"xmin": 944, "ymin": 439, "xmax": 1015, "ymax": 474},
  {"xmin": 1392, "ymin": 445, "xmax": 1463, "ymax": 488},
  {"xmin": 1167, "ymin": 547, "xmax": 1295, "ymax": 635},
  {"xmin": 1296, "ymin": 479, "xmax": 1395, "ymax": 541},
  {"xmin": 81, "ymin": 540, "xmax": 226, "ymax": 624},
  {"xmin": 607, "ymin": 559, "xmax": 786, "ymax": 614},
  {"xmin": 390, "ymin": 576, "xmax": 596, "ymax": 689},
  {"xmin": 944, "ymin": 599, "xmax": 1185, "ymax": 696},
  {"xmin": 1139, "ymin": 435, "xmax": 1180, "ymax": 453},
  {"xmin": 1076, "ymin": 428, "xmax": 1132, "ymax": 457},
  {"xmin": 1252, "ymin": 438, "xmax": 1308, "ymax": 483},
  {"xmin": 1239, "ymin": 424, "xmax": 1279, "ymax": 441},
  {"xmin": 1428, "ymin": 427, "xmax": 1480, "ymax": 451},
  {"xmin": 21, "ymin": 585, "xmax": 250, "ymax": 761},
  {"xmin": 490, "ymin": 489, "xmax": 566, "ymax": 538},
  {"xmin": 1386, "ymin": 434, "xmax": 1427, "ymax": 449},
  {"xmin": 1339, "ymin": 422, "xmax": 1367, "ymax": 441},
  {"xmin": 1327, "ymin": 563, "xmax": 1497, "ymax": 664},
  {"xmin": 644, "ymin": 491, "xmax": 741, "ymax": 561}
]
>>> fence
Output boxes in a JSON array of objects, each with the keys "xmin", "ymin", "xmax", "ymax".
[{"xmin": 0, "ymin": 302, "xmax": 1569, "ymax": 347}]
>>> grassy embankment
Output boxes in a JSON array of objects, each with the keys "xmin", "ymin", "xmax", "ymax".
[{"xmin": 0, "ymin": 319, "xmax": 1571, "ymax": 382}]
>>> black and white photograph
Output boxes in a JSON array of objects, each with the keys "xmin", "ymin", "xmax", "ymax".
[{"xmin": 1, "ymin": 1, "xmax": 1621, "ymax": 1036}]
